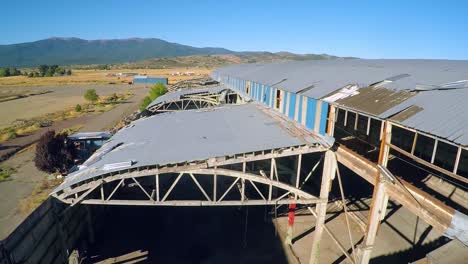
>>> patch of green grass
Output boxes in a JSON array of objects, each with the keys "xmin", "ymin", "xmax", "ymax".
[{"xmin": 0, "ymin": 165, "xmax": 16, "ymax": 182}]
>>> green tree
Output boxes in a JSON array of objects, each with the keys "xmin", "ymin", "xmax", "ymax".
[
  {"xmin": 148, "ymin": 83, "xmax": 168, "ymax": 101},
  {"xmin": 75, "ymin": 104, "xmax": 82, "ymax": 112},
  {"xmin": 66, "ymin": 69, "xmax": 72, "ymax": 75},
  {"xmin": 38, "ymin": 65, "xmax": 49, "ymax": 77},
  {"xmin": 139, "ymin": 96, "xmax": 153, "ymax": 111},
  {"xmin": 84, "ymin": 89, "xmax": 99, "ymax": 103},
  {"xmin": 45, "ymin": 68, "xmax": 55, "ymax": 77},
  {"xmin": 9, "ymin": 68, "xmax": 21, "ymax": 76},
  {"xmin": 0, "ymin": 68, "xmax": 10, "ymax": 77}
]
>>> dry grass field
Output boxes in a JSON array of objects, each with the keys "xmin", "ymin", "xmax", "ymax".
[{"xmin": 0, "ymin": 68, "xmax": 212, "ymax": 87}]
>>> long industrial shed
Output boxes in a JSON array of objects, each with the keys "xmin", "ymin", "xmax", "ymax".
[{"xmin": 212, "ymin": 59, "xmax": 468, "ymax": 261}]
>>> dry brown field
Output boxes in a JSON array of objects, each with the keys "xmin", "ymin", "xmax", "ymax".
[{"xmin": 0, "ymin": 68, "xmax": 212, "ymax": 87}]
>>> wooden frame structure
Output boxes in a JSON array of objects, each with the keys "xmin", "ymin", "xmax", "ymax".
[
  {"xmin": 53, "ymin": 145, "xmax": 328, "ymax": 207},
  {"xmin": 147, "ymin": 94, "xmax": 221, "ymax": 113},
  {"xmin": 333, "ymin": 105, "xmax": 468, "ymax": 184}
]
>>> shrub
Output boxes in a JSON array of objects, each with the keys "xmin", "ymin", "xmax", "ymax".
[
  {"xmin": 139, "ymin": 96, "xmax": 153, "ymax": 111},
  {"xmin": 84, "ymin": 89, "xmax": 99, "ymax": 103},
  {"xmin": 107, "ymin": 93, "xmax": 118, "ymax": 102},
  {"xmin": 149, "ymin": 83, "xmax": 168, "ymax": 101},
  {"xmin": 0, "ymin": 165, "xmax": 16, "ymax": 182},
  {"xmin": 6, "ymin": 128, "xmax": 17, "ymax": 140},
  {"xmin": 34, "ymin": 130, "xmax": 76, "ymax": 174},
  {"xmin": 75, "ymin": 104, "xmax": 82, "ymax": 112}
]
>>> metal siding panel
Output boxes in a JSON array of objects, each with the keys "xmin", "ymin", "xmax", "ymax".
[
  {"xmin": 289, "ymin": 93, "xmax": 296, "ymax": 119},
  {"xmin": 258, "ymin": 84, "xmax": 261, "ymax": 101},
  {"xmin": 319, "ymin": 101, "xmax": 329, "ymax": 135},
  {"xmin": 298, "ymin": 95, "xmax": 303, "ymax": 122},
  {"xmin": 306, "ymin": 98, "xmax": 316, "ymax": 130},
  {"xmin": 259, "ymin": 84, "xmax": 263, "ymax": 102}
]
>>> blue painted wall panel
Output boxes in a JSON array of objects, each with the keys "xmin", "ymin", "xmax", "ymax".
[
  {"xmin": 265, "ymin": 86, "xmax": 271, "ymax": 105},
  {"xmin": 319, "ymin": 101, "xmax": 329, "ymax": 135},
  {"xmin": 282, "ymin": 92, "xmax": 288, "ymax": 114},
  {"xmin": 288, "ymin": 93, "xmax": 296, "ymax": 119},
  {"xmin": 306, "ymin": 98, "xmax": 317, "ymax": 130}
]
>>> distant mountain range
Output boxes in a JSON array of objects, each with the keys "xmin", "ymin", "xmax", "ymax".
[{"xmin": 0, "ymin": 37, "xmax": 355, "ymax": 67}]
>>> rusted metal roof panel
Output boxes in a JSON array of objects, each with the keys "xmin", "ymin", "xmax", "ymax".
[
  {"xmin": 380, "ymin": 88, "xmax": 468, "ymax": 146},
  {"xmin": 334, "ymin": 87, "xmax": 416, "ymax": 116}
]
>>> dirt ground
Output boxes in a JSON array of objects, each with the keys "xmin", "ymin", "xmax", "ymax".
[
  {"xmin": 0, "ymin": 68, "xmax": 211, "ymax": 87},
  {"xmin": 0, "ymin": 84, "xmax": 145, "ymax": 128},
  {"xmin": 274, "ymin": 200, "xmax": 449, "ymax": 264},
  {"xmin": 0, "ymin": 84, "xmax": 147, "ymax": 239}
]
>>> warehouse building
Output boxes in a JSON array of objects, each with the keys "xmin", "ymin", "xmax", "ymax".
[
  {"xmin": 133, "ymin": 75, "xmax": 168, "ymax": 85},
  {"xmin": 212, "ymin": 60, "xmax": 468, "ymax": 188},
  {"xmin": 212, "ymin": 59, "xmax": 468, "ymax": 262}
]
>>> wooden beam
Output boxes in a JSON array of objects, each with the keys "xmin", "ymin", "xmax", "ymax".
[
  {"xmin": 453, "ymin": 146, "xmax": 462, "ymax": 174},
  {"xmin": 359, "ymin": 177, "xmax": 386, "ymax": 264},
  {"xmin": 387, "ymin": 143, "xmax": 468, "ymax": 184},
  {"xmin": 73, "ymin": 198, "xmax": 322, "ymax": 206},
  {"xmin": 335, "ymin": 145, "xmax": 454, "ymax": 233},
  {"xmin": 309, "ymin": 150, "xmax": 337, "ymax": 264}
]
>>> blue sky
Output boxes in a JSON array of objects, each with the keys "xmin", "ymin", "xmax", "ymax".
[{"xmin": 2, "ymin": 0, "xmax": 468, "ymax": 59}]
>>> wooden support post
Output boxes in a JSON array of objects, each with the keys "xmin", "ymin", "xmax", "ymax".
[
  {"xmin": 359, "ymin": 177, "xmax": 386, "ymax": 264},
  {"xmin": 327, "ymin": 105, "xmax": 336, "ymax": 136},
  {"xmin": 155, "ymin": 174, "xmax": 160, "ymax": 202},
  {"xmin": 213, "ymin": 168, "xmax": 217, "ymax": 201},
  {"xmin": 358, "ymin": 121, "xmax": 390, "ymax": 264},
  {"xmin": 268, "ymin": 158, "xmax": 274, "ymax": 202},
  {"xmin": 309, "ymin": 150, "xmax": 336, "ymax": 264},
  {"xmin": 242, "ymin": 162, "xmax": 246, "ymax": 202}
]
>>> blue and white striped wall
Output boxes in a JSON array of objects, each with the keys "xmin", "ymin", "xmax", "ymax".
[{"xmin": 213, "ymin": 73, "xmax": 329, "ymax": 136}]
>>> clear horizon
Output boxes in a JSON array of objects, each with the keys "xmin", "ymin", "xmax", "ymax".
[{"xmin": 3, "ymin": 0, "xmax": 468, "ymax": 60}]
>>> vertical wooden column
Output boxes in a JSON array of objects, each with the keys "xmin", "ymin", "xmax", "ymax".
[
  {"xmin": 359, "ymin": 121, "xmax": 391, "ymax": 264},
  {"xmin": 309, "ymin": 150, "xmax": 337, "ymax": 264},
  {"xmin": 359, "ymin": 177, "xmax": 386, "ymax": 264},
  {"xmin": 327, "ymin": 105, "xmax": 336, "ymax": 136}
]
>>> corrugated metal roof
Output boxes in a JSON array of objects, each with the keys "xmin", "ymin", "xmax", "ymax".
[
  {"xmin": 214, "ymin": 59, "xmax": 468, "ymax": 98},
  {"xmin": 146, "ymin": 85, "xmax": 228, "ymax": 109},
  {"xmin": 54, "ymin": 103, "xmax": 320, "ymax": 193},
  {"xmin": 379, "ymin": 88, "xmax": 468, "ymax": 146},
  {"xmin": 215, "ymin": 59, "xmax": 468, "ymax": 146}
]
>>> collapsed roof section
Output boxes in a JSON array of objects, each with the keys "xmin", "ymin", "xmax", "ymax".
[
  {"xmin": 53, "ymin": 103, "xmax": 327, "ymax": 194},
  {"xmin": 146, "ymin": 85, "xmax": 230, "ymax": 110}
]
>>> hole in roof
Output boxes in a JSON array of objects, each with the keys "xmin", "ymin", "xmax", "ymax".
[{"xmin": 385, "ymin": 73, "xmax": 411, "ymax": 82}]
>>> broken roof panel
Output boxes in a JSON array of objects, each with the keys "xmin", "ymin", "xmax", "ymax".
[
  {"xmin": 147, "ymin": 85, "xmax": 228, "ymax": 109},
  {"xmin": 333, "ymin": 87, "xmax": 416, "ymax": 116},
  {"xmin": 54, "ymin": 103, "xmax": 321, "ymax": 193}
]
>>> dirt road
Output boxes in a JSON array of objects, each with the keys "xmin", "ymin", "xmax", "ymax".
[{"xmin": 0, "ymin": 84, "xmax": 147, "ymax": 239}]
